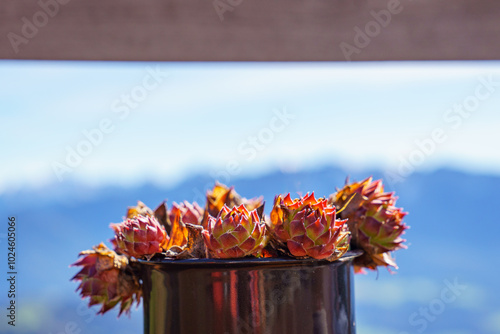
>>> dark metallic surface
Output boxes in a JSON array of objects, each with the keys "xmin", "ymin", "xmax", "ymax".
[{"xmin": 140, "ymin": 251, "xmax": 361, "ymax": 334}]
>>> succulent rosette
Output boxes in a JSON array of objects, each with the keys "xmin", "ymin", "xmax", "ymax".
[
  {"xmin": 269, "ymin": 193, "xmax": 350, "ymax": 261},
  {"xmin": 70, "ymin": 243, "xmax": 141, "ymax": 316},
  {"xmin": 329, "ymin": 177, "xmax": 408, "ymax": 272},
  {"xmin": 110, "ymin": 215, "xmax": 168, "ymax": 259},
  {"xmin": 202, "ymin": 204, "xmax": 268, "ymax": 258}
]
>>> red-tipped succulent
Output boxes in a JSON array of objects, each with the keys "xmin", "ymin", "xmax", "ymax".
[
  {"xmin": 329, "ymin": 177, "xmax": 408, "ymax": 272},
  {"xmin": 270, "ymin": 193, "xmax": 350, "ymax": 261},
  {"xmin": 110, "ymin": 215, "xmax": 168, "ymax": 259},
  {"xmin": 70, "ymin": 243, "xmax": 141, "ymax": 316},
  {"xmin": 202, "ymin": 204, "xmax": 268, "ymax": 258}
]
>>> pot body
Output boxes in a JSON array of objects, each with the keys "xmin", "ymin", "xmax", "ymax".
[{"xmin": 140, "ymin": 251, "xmax": 360, "ymax": 334}]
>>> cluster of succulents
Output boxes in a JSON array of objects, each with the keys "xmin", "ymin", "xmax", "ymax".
[{"xmin": 71, "ymin": 178, "xmax": 408, "ymax": 316}]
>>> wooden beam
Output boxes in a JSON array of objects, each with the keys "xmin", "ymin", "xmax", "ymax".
[{"xmin": 1, "ymin": 0, "xmax": 500, "ymax": 61}]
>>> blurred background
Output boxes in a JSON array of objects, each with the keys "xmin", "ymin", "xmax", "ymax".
[{"xmin": 1, "ymin": 60, "xmax": 499, "ymax": 334}]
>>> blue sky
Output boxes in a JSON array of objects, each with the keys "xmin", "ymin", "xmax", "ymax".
[{"xmin": 1, "ymin": 60, "xmax": 500, "ymax": 192}]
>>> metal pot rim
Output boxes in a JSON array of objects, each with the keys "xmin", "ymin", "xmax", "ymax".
[{"xmin": 137, "ymin": 249, "xmax": 363, "ymax": 267}]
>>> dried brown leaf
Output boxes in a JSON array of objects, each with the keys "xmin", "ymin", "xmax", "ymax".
[
  {"xmin": 154, "ymin": 201, "xmax": 170, "ymax": 234},
  {"xmin": 165, "ymin": 205, "xmax": 189, "ymax": 250}
]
